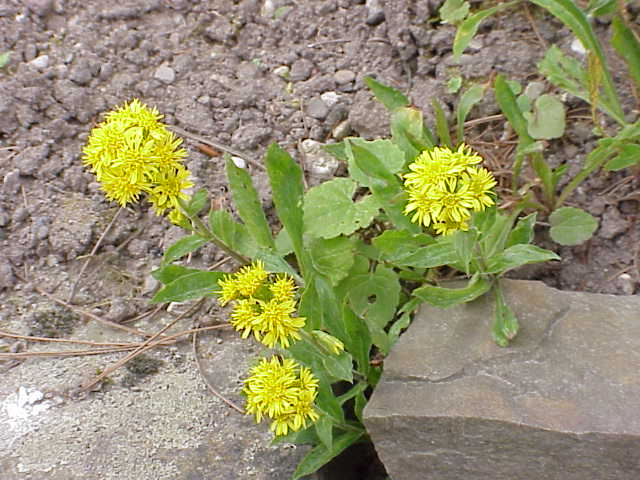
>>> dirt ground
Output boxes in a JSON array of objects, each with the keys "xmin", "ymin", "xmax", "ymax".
[{"xmin": 0, "ymin": 0, "xmax": 639, "ymax": 478}]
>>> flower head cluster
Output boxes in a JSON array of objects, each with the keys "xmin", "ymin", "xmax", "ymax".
[
  {"xmin": 82, "ymin": 99, "xmax": 192, "ymax": 224},
  {"xmin": 218, "ymin": 261, "xmax": 305, "ymax": 349},
  {"xmin": 243, "ymin": 356, "xmax": 319, "ymax": 436},
  {"xmin": 403, "ymin": 144, "xmax": 497, "ymax": 235}
]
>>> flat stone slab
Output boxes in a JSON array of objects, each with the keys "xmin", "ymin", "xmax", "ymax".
[{"xmin": 364, "ymin": 280, "xmax": 640, "ymax": 480}]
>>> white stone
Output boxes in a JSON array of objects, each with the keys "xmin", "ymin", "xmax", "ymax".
[
  {"xmin": 29, "ymin": 55, "xmax": 49, "ymax": 70},
  {"xmin": 571, "ymin": 38, "xmax": 587, "ymax": 55},
  {"xmin": 231, "ymin": 156, "xmax": 246, "ymax": 169},
  {"xmin": 320, "ymin": 91, "xmax": 341, "ymax": 108},
  {"xmin": 154, "ymin": 64, "xmax": 176, "ymax": 84}
]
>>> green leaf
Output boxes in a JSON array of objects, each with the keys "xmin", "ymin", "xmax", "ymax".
[
  {"xmin": 530, "ymin": 0, "xmax": 624, "ymax": 124},
  {"xmin": 151, "ymin": 271, "xmax": 223, "ymax": 303},
  {"xmin": 292, "ymin": 430, "xmax": 363, "ymax": 480},
  {"xmin": 485, "ymin": 244, "xmax": 559, "ymax": 275},
  {"xmin": 314, "ymin": 415, "xmax": 334, "ymax": 451},
  {"xmin": 151, "ymin": 264, "xmax": 200, "ymax": 285},
  {"xmin": 478, "ymin": 208, "xmax": 515, "ymax": 259},
  {"xmin": 347, "ymin": 140, "xmax": 420, "ymax": 233},
  {"xmin": 412, "ymin": 274, "xmax": 491, "ymax": 309},
  {"xmin": 447, "ymin": 75, "xmax": 463, "ymax": 94},
  {"xmin": 346, "ymin": 137, "xmax": 407, "ymax": 187},
  {"xmin": 182, "ymin": 189, "xmax": 208, "ymax": 218},
  {"xmin": 605, "ymin": 143, "xmax": 640, "ymax": 171},
  {"xmin": 611, "ymin": 15, "xmax": 640, "ymax": 88},
  {"xmin": 299, "ymin": 274, "xmax": 349, "ymax": 343},
  {"xmin": 586, "ymin": 0, "xmax": 617, "ymax": 16},
  {"xmin": 456, "ymin": 83, "xmax": 484, "ymax": 144},
  {"xmin": 274, "ymin": 228, "xmax": 294, "ymax": 256},
  {"xmin": 388, "ymin": 310, "xmax": 412, "ymax": 346},
  {"xmin": 432, "ymin": 98, "xmax": 452, "ymax": 148},
  {"xmin": 342, "ymin": 305, "xmax": 372, "ymax": 378},
  {"xmin": 495, "ymin": 74, "xmax": 534, "ymax": 144},
  {"xmin": 452, "ymin": 229, "xmax": 479, "ymax": 274},
  {"xmin": 492, "ymin": 282, "xmax": 519, "ymax": 347},
  {"xmin": 226, "ymin": 158, "xmax": 274, "ymax": 249},
  {"xmin": 549, "ymin": 206, "xmax": 598, "ymax": 246},
  {"xmin": 271, "ymin": 425, "xmax": 318, "ymax": 446},
  {"xmin": 391, "ymin": 107, "xmax": 436, "ymax": 162},
  {"xmin": 265, "ymin": 143, "xmax": 310, "ymax": 274},
  {"xmin": 523, "ymin": 94, "xmax": 566, "ymax": 140},
  {"xmin": 344, "ymin": 265, "xmax": 400, "ymax": 355},
  {"xmin": 440, "ymin": 0, "xmax": 470, "ymax": 24},
  {"xmin": 453, "ymin": 1, "xmax": 519, "ymax": 61},
  {"xmin": 321, "ymin": 351, "xmax": 354, "ymax": 383},
  {"xmin": 336, "ymin": 382, "xmax": 368, "ymax": 406},
  {"xmin": 323, "ymin": 142, "xmax": 348, "ymax": 162},
  {"xmin": 374, "ymin": 233, "xmax": 459, "ymax": 268},
  {"xmin": 505, "ymin": 212, "xmax": 537, "ymax": 248},
  {"xmin": 208, "ymin": 210, "xmax": 258, "ymax": 258},
  {"xmin": 0, "ymin": 52, "xmax": 9, "ymax": 69},
  {"xmin": 364, "ymin": 76, "xmax": 410, "ymax": 111},
  {"xmin": 303, "ymin": 178, "xmax": 379, "ymax": 239},
  {"xmin": 308, "ymin": 236, "xmax": 355, "ymax": 286},
  {"xmin": 162, "ymin": 235, "xmax": 208, "ymax": 266}
]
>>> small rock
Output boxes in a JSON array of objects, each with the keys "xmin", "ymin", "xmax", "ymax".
[
  {"xmin": 616, "ymin": 273, "xmax": 636, "ymax": 295},
  {"xmin": 599, "ymin": 206, "xmax": 628, "ymax": 240},
  {"xmin": 143, "ymin": 274, "xmax": 159, "ymax": 295},
  {"xmin": 22, "ymin": 0, "xmax": 54, "ymax": 15},
  {"xmin": 28, "ymin": 54, "xmax": 49, "ymax": 70},
  {"xmin": 231, "ymin": 125, "xmax": 272, "ymax": 150},
  {"xmin": 334, "ymin": 69, "xmax": 356, "ymax": 85},
  {"xmin": 69, "ymin": 61, "xmax": 93, "ymax": 85},
  {"xmin": 332, "ymin": 119, "xmax": 351, "ymax": 140},
  {"xmin": 273, "ymin": 65, "xmax": 290, "ymax": 79},
  {"xmin": 300, "ymin": 139, "xmax": 340, "ymax": 180},
  {"xmin": 0, "ymin": 207, "xmax": 9, "ymax": 226},
  {"xmin": 365, "ymin": 0, "xmax": 385, "ymax": 25},
  {"xmin": 98, "ymin": 62, "xmax": 113, "ymax": 80},
  {"xmin": 571, "ymin": 38, "xmax": 587, "ymax": 55},
  {"xmin": 106, "ymin": 299, "xmax": 132, "ymax": 323},
  {"xmin": 306, "ymin": 97, "xmax": 329, "ymax": 120},
  {"xmin": 12, "ymin": 207, "xmax": 30, "ymax": 224},
  {"xmin": 154, "ymin": 64, "xmax": 176, "ymax": 84},
  {"xmin": 320, "ymin": 91, "xmax": 341, "ymax": 108},
  {"xmin": 127, "ymin": 238, "xmax": 148, "ymax": 258},
  {"xmin": 16, "ymin": 144, "xmax": 50, "ymax": 176},
  {"xmin": 290, "ymin": 58, "xmax": 313, "ymax": 82},
  {"xmin": 23, "ymin": 44, "xmax": 37, "ymax": 62},
  {"xmin": 2, "ymin": 169, "xmax": 22, "ymax": 194},
  {"xmin": 0, "ymin": 257, "xmax": 15, "ymax": 291}
]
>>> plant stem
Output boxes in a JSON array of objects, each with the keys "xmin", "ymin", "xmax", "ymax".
[{"xmin": 189, "ymin": 214, "xmax": 249, "ymax": 265}]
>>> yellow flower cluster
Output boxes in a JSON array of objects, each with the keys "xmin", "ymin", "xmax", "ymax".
[
  {"xmin": 218, "ymin": 261, "xmax": 305, "ymax": 349},
  {"xmin": 403, "ymin": 144, "xmax": 497, "ymax": 235},
  {"xmin": 243, "ymin": 356, "xmax": 319, "ymax": 436},
  {"xmin": 82, "ymin": 99, "xmax": 192, "ymax": 224}
]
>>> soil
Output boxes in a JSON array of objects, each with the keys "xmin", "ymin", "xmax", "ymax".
[{"xmin": 1, "ymin": 0, "xmax": 639, "ymax": 479}]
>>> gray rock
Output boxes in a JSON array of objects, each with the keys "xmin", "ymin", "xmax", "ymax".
[
  {"xmin": 16, "ymin": 144, "xmax": 50, "ymax": 176},
  {"xmin": 273, "ymin": 65, "xmax": 290, "ymax": 79},
  {"xmin": 69, "ymin": 59, "xmax": 93, "ymax": 85},
  {"xmin": 365, "ymin": 279, "xmax": 640, "ymax": 480},
  {"xmin": 300, "ymin": 139, "xmax": 340, "ymax": 182},
  {"xmin": 29, "ymin": 54, "xmax": 50, "ymax": 70},
  {"xmin": 290, "ymin": 58, "xmax": 313, "ymax": 82},
  {"xmin": 334, "ymin": 69, "xmax": 356, "ymax": 85},
  {"xmin": 332, "ymin": 119, "xmax": 351, "ymax": 140},
  {"xmin": 0, "ymin": 256, "xmax": 15, "ymax": 290},
  {"xmin": 154, "ymin": 64, "xmax": 176, "ymax": 84},
  {"xmin": 306, "ymin": 97, "xmax": 329, "ymax": 120},
  {"xmin": 348, "ymin": 88, "xmax": 390, "ymax": 139},
  {"xmin": 599, "ymin": 206, "xmax": 628, "ymax": 240},
  {"xmin": 2, "ymin": 169, "xmax": 22, "ymax": 194},
  {"xmin": 231, "ymin": 125, "xmax": 272, "ymax": 150},
  {"xmin": 365, "ymin": 0, "xmax": 385, "ymax": 25}
]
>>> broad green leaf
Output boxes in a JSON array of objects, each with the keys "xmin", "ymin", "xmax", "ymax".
[
  {"xmin": 271, "ymin": 425, "xmax": 318, "ymax": 446},
  {"xmin": 412, "ymin": 274, "xmax": 491, "ymax": 309},
  {"xmin": 440, "ymin": 0, "xmax": 470, "ymax": 24},
  {"xmin": 347, "ymin": 140, "xmax": 420, "ymax": 233},
  {"xmin": 485, "ymin": 244, "xmax": 559, "ymax": 275},
  {"xmin": 299, "ymin": 274, "xmax": 349, "ymax": 343},
  {"xmin": 151, "ymin": 264, "xmax": 200, "ymax": 285},
  {"xmin": 453, "ymin": 1, "xmax": 519, "ymax": 61},
  {"xmin": 182, "ymin": 188, "xmax": 208, "ymax": 217},
  {"xmin": 364, "ymin": 76, "xmax": 410, "ymax": 111},
  {"xmin": 323, "ymin": 141, "xmax": 348, "ymax": 162},
  {"xmin": 336, "ymin": 382, "xmax": 368, "ymax": 406},
  {"xmin": 314, "ymin": 415, "xmax": 334, "ymax": 451},
  {"xmin": 226, "ymin": 158, "xmax": 274, "ymax": 249},
  {"xmin": 303, "ymin": 178, "xmax": 379, "ymax": 239},
  {"xmin": 151, "ymin": 271, "xmax": 223, "ymax": 303},
  {"xmin": 292, "ymin": 430, "xmax": 363, "ymax": 480},
  {"xmin": 478, "ymin": 208, "xmax": 514, "ymax": 258},
  {"xmin": 372, "ymin": 230, "xmax": 434, "ymax": 260},
  {"xmin": 492, "ymin": 282, "xmax": 519, "ymax": 347},
  {"xmin": 254, "ymin": 249, "xmax": 301, "ymax": 282},
  {"xmin": 611, "ymin": 16, "xmax": 640, "ymax": 90},
  {"xmin": 346, "ymin": 137, "xmax": 407, "ymax": 187},
  {"xmin": 452, "ymin": 229, "xmax": 478, "ymax": 274},
  {"xmin": 391, "ymin": 107, "xmax": 436, "ymax": 162},
  {"xmin": 456, "ymin": 83, "xmax": 484, "ymax": 144},
  {"xmin": 523, "ymin": 94, "xmax": 566, "ymax": 140},
  {"xmin": 308, "ymin": 236, "xmax": 355, "ymax": 286},
  {"xmin": 388, "ymin": 310, "xmax": 413, "ymax": 346},
  {"xmin": 374, "ymin": 234, "xmax": 459, "ymax": 268},
  {"xmin": 549, "ymin": 206, "xmax": 598, "ymax": 245},
  {"xmin": 505, "ymin": 212, "xmax": 537, "ymax": 248},
  {"xmin": 432, "ymin": 98, "xmax": 452, "ymax": 148},
  {"xmin": 321, "ymin": 351, "xmax": 354, "ymax": 383},
  {"xmin": 605, "ymin": 143, "xmax": 640, "ymax": 171},
  {"xmin": 344, "ymin": 265, "xmax": 400, "ymax": 354},
  {"xmin": 530, "ymin": 0, "xmax": 624, "ymax": 124},
  {"xmin": 265, "ymin": 143, "xmax": 310, "ymax": 274},
  {"xmin": 314, "ymin": 371, "xmax": 345, "ymax": 423},
  {"xmin": 208, "ymin": 210, "xmax": 258, "ymax": 258},
  {"xmin": 586, "ymin": 0, "xmax": 617, "ymax": 16},
  {"xmin": 274, "ymin": 228, "xmax": 293, "ymax": 256},
  {"xmin": 342, "ymin": 305, "xmax": 372, "ymax": 378},
  {"xmin": 162, "ymin": 235, "xmax": 207, "ymax": 266}
]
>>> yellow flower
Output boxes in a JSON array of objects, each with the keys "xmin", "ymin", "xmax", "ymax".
[
  {"xmin": 403, "ymin": 144, "xmax": 496, "ymax": 235},
  {"xmin": 230, "ymin": 298, "xmax": 261, "ymax": 339},
  {"xmin": 269, "ymin": 274, "xmax": 297, "ymax": 303},
  {"xmin": 243, "ymin": 357, "xmax": 319, "ymax": 436},
  {"xmin": 255, "ymin": 298, "xmax": 306, "ymax": 349},
  {"xmin": 148, "ymin": 165, "xmax": 194, "ymax": 216}
]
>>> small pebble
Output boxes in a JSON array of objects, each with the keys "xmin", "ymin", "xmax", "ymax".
[
  {"xmin": 290, "ymin": 58, "xmax": 313, "ymax": 82},
  {"xmin": 306, "ymin": 97, "xmax": 329, "ymax": 120},
  {"xmin": 334, "ymin": 69, "xmax": 355, "ymax": 85},
  {"xmin": 273, "ymin": 65, "xmax": 290, "ymax": 79},
  {"xmin": 320, "ymin": 91, "xmax": 341, "ymax": 108},
  {"xmin": 365, "ymin": 0, "xmax": 385, "ymax": 25},
  {"xmin": 332, "ymin": 119, "xmax": 351, "ymax": 140},
  {"xmin": 231, "ymin": 156, "xmax": 246, "ymax": 169},
  {"xmin": 154, "ymin": 64, "xmax": 176, "ymax": 84},
  {"xmin": 29, "ymin": 54, "xmax": 49, "ymax": 70}
]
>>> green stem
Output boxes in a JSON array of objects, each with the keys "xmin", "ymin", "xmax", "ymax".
[{"xmin": 189, "ymin": 214, "xmax": 249, "ymax": 265}]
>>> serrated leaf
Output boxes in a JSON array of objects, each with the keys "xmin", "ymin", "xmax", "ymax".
[
  {"xmin": 151, "ymin": 264, "xmax": 200, "ymax": 284},
  {"xmin": 151, "ymin": 271, "xmax": 223, "ymax": 303},
  {"xmin": 308, "ymin": 236, "xmax": 355, "ymax": 286},
  {"xmin": 364, "ymin": 76, "xmax": 410, "ymax": 111},
  {"xmin": 226, "ymin": 158, "xmax": 274, "ymax": 249},
  {"xmin": 523, "ymin": 94, "xmax": 566, "ymax": 140},
  {"xmin": 485, "ymin": 244, "xmax": 559, "ymax": 275},
  {"xmin": 314, "ymin": 415, "xmax": 334, "ymax": 451},
  {"xmin": 303, "ymin": 178, "xmax": 379, "ymax": 239},
  {"xmin": 292, "ymin": 430, "xmax": 363, "ymax": 480},
  {"xmin": 412, "ymin": 274, "xmax": 491, "ymax": 309},
  {"xmin": 162, "ymin": 235, "xmax": 207, "ymax": 266},
  {"xmin": 182, "ymin": 188, "xmax": 208, "ymax": 217},
  {"xmin": 346, "ymin": 137, "xmax": 406, "ymax": 187},
  {"xmin": 549, "ymin": 206, "xmax": 598, "ymax": 246}
]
